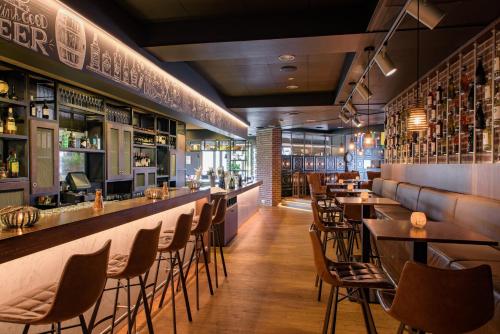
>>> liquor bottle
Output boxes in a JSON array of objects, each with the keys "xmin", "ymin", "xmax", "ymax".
[
  {"xmin": 436, "ymin": 83, "xmax": 443, "ymax": 105},
  {"xmin": 430, "ymin": 107, "xmax": 436, "ymax": 122},
  {"xmin": 427, "ymin": 90, "xmax": 433, "ymax": 107},
  {"xmin": 494, "ymin": 44, "xmax": 500, "ymax": 80},
  {"xmin": 436, "ymin": 118, "xmax": 443, "ymax": 138},
  {"xmin": 30, "ymin": 96, "xmax": 37, "ymax": 117},
  {"xmin": 448, "ymin": 75, "xmax": 456, "ymax": 100},
  {"xmin": 467, "ymin": 125, "xmax": 474, "ymax": 153},
  {"xmin": 68, "ymin": 131, "xmax": 75, "ymax": 148},
  {"xmin": 484, "ymin": 73, "xmax": 492, "ymax": 101},
  {"xmin": 6, "ymin": 107, "xmax": 16, "ymax": 134},
  {"xmin": 94, "ymin": 133, "xmax": 101, "ymax": 150},
  {"xmin": 8, "ymin": 150, "xmax": 19, "ymax": 177},
  {"xmin": 467, "ymin": 85, "xmax": 475, "ymax": 111},
  {"xmin": 80, "ymin": 131, "xmax": 88, "ymax": 149},
  {"xmin": 448, "ymin": 112, "xmax": 455, "ymax": 137},
  {"xmin": 42, "ymin": 101, "xmax": 50, "ymax": 119},
  {"xmin": 475, "ymin": 102, "xmax": 486, "ymax": 130},
  {"xmin": 494, "ymin": 84, "xmax": 500, "ymax": 126},
  {"xmin": 61, "ymin": 129, "xmax": 69, "ymax": 149},
  {"xmin": 9, "ymin": 85, "xmax": 17, "ymax": 100},
  {"xmin": 476, "ymin": 56, "xmax": 487, "ymax": 86},
  {"xmin": 482, "ymin": 118, "xmax": 492, "ymax": 152},
  {"xmin": 460, "ymin": 66, "xmax": 470, "ymax": 94},
  {"xmin": 0, "ymin": 119, "xmax": 3, "ymax": 133}
]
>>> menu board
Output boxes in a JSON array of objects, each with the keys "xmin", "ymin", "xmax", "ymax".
[{"xmin": 0, "ymin": 0, "xmax": 246, "ymax": 137}]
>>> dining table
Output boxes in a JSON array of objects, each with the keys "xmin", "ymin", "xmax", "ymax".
[{"xmin": 361, "ymin": 218, "xmax": 498, "ymax": 263}]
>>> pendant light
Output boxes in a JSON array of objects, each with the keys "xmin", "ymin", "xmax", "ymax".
[
  {"xmin": 364, "ymin": 48, "xmax": 374, "ymax": 148},
  {"xmin": 406, "ymin": 0, "xmax": 428, "ymax": 132},
  {"xmin": 348, "ymin": 119, "xmax": 356, "ymax": 151}
]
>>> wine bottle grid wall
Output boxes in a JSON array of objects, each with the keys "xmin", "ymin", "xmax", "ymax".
[{"xmin": 384, "ymin": 22, "xmax": 500, "ymax": 165}]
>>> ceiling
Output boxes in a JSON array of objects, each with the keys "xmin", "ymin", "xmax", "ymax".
[{"xmin": 64, "ymin": 0, "xmax": 500, "ymax": 135}]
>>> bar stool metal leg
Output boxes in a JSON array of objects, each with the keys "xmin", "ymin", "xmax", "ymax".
[
  {"xmin": 200, "ymin": 236, "xmax": 214, "ymax": 296},
  {"xmin": 176, "ymin": 250, "xmax": 192, "ymax": 321},
  {"xmin": 109, "ymin": 280, "xmax": 121, "ymax": 334},
  {"xmin": 79, "ymin": 315, "xmax": 90, "ymax": 334},
  {"xmin": 170, "ymin": 253, "xmax": 177, "ymax": 334},
  {"xmin": 216, "ymin": 227, "xmax": 228, "ymax": 277},
  {"xmin": 22, "ymin": 324, "xmax": 30, "ymax": 334},
  {"xmin": 138, "ymin": 274, "xmax": 155, "ymax": 334},
  {"xmin": 212, "ymin": 228, "xmax": 219, "ymax": 288}
]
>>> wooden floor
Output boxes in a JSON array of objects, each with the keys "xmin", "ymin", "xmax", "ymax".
[{"xmin": 131, "ymin": 206, "xmax": 400, "ymax": 333}]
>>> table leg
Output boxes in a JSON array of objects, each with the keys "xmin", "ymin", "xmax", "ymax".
[
  {"xmin": 412, "ymin": 241, "xmax": 428, "ymax": 264},
  {"xmin": 361, "ymin": 205, "xmax": 371, "ymax": 263}
]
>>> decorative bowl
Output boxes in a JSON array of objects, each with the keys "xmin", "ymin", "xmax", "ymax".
[
  {"xmin": 145, "ymin": 187, "xmax": 164, "ymax": 200},
  {"xmin": 0, "ymin": 206, "xmax": 40, "ymax": 229}
]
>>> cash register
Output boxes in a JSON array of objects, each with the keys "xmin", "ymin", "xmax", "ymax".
[{"xmin": 61, "ymin": 172, "xmax": 96, "ymax": 204}]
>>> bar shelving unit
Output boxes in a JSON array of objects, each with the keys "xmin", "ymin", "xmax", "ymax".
[{"xmin": 385, "ymin": 21, "xmax": 500, "ymax": 165}]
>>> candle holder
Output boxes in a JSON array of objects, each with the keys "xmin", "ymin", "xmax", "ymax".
[
  {"xmin": 347, "ymin": 183, "xmax": 354, "ymax": 191},
  {"xmin": 0, "ymin": 206, "xmax": 40, "ymax": 229},
  {"xmin": 94, "ymin": 189, "xmax": 103, "ymax": 210},
  {"xmin": 410, "ymin": 212, "xmax": 427, "ymax": 228},
  {"xmin": 145, "ymin": 187, "xmax": 164, "ymax": 200},
  {"xmin": 360, "ymin": 192, "xmax": 369, "ymax": 201},
  {"xmin": 162, "ymin": 182, "xmax": 170, "ymax": 198},
  {"xmin": 339, "ymin": 179, "xmax": 344, "ymax": 184}
]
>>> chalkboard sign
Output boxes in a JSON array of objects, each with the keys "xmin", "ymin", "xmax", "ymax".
[{"xmin": 0, "ymin": 0, "xmax": 246, "ymax": 136}]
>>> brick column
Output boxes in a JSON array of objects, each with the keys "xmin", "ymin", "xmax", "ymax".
[{"xmin": 256, "ymin": 128, "xmax": 282, "ymax": 206}]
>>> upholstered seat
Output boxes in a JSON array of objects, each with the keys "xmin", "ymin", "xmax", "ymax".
[
  {"xmin": 331, "ymin": 262, "xmax": 393, "ymax": 289},
  {"xmin": 429, "ymin": 243, "xmax": 500, "ymax": 267},
  {"xmin": 106, "ymin": 254, "xmax": 129, "ymax": 279},
  {"xmin": 374, "ymin": 205, "xmax": 412, "ymax": 221},
  {"xmin": 0, "ymin": 283, "xmax": 57, "ymax": 324}
]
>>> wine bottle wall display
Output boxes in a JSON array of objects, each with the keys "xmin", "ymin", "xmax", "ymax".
[{"xmin": 385, "ymin": 23, "xmax": 500, "ymax": 165}]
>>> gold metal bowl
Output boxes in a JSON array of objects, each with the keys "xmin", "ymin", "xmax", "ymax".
[{"xmin": 0, "ymin": 206, "xmax": 40, "ymax": 229}]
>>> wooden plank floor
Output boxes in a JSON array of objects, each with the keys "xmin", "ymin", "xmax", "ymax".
[{"xmin": 131, "ymin": 206, "xmax": 400, "ymax": 333}]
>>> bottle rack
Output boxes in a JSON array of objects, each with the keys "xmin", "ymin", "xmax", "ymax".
[{"xmin": 385, "ymin": 22, "xmax": 500, "ymax": 165}]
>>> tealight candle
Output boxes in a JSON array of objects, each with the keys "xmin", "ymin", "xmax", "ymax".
[
  {"xmin": 355, "ymin": 176, "xmax": 360, "ymax": 180},
  {"xmin": 360, "ymin": 192, "xmax": 369, "ymax": 201},
  {"xmin": 339, "ymin": 179, "xmax": 344, "ymax": 184},
  {"xmin": 347, "ymin": 183, "xmax": 354, "ymax": 191},
  {"xmin": 410, "ymin": 212, "xmax": 427, "ymax": 228}
]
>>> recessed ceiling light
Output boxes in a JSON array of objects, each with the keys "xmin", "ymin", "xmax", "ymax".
[
  {"xmin": 306, "ymin": 119, "xmax": 316, "ymax": 122},
  {"xmin": 278, "ymin": 54, "xmax": 296, "ymax": 62},
  {"xmin": 288, "ymin": 77, "xmax": 295, "ymax": 81},
  {"xmin": 286, "ymin": 85, "xmax": 299, "ymax": 89},
  {"xmin": 281, "ymin": 65, "xmax": 297, "ymax": 72}
]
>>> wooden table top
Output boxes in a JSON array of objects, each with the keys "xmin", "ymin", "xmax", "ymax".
[
  {"xmin": 336, "ymin": 197, "xmax": 400, "ymax": 206},
  {"xmin": 362, "ymin": 219, "xmax": 498, "ymax": 246},
  {"xmin": 328, "ymin": 188, "xmax": 372, "ymax": 193}
]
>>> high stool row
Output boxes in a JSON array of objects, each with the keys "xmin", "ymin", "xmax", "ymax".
[{"xmin": 0, "ymin": 198, "xmax": 229, "ymax": 334}]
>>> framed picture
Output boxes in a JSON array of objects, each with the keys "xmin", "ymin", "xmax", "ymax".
[
  {"xmin": 304, "ymin": 156, "xmax": 315, "ymax": 171},
  {"xmin": 315, "ymin": 157, "xmax": 326, "ymax": 171},
  {"xmin": 292, "ymin": 156, "xmax": 304, "ymax": 171},
  {"xmin": 326, "ymin": 156, "xmax": 335, "ymax": 170},
  {"xmin": 282, "ymin": 156, "xmax": 292, "ymax": 170}
]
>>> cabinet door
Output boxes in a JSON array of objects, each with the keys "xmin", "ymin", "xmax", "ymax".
[
  {"xmin": 106, "ymin": 123, "xmax": 121, "ymax": 181},
  {"xmin": 30, "ymin": 120, "xmax": 59, "ymax": 195},
  {"xmin": 120, "ymin": 125, "xmax": 133, "ymax": 179}
]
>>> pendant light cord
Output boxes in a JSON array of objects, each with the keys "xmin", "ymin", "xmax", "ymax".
[{"xmin": 416, "ymin": 0, "xmax": 420, "ymax": 103}]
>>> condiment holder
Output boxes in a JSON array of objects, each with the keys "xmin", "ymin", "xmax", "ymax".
[{"xmin": 0, "ymin": 206, "xmax": 40, "ymax": 229}]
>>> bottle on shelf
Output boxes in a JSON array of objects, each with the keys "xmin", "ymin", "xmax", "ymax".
[
  {"xmin": 68, "ymin": 131, "xmax": 75, "ymax": 148},
  {"xmin": 436, "ymin": 83, "xmax": 443, "ymax": 105},
  {"xmin": 476, "ymin": 56, "xmax": 487, "ymax": 86},
  {"xmin": 482, "ymin": 118, "xmax": 492, "ymax": 152},
  {"xmin": 460, "ymin": 65, "xmax": 470, "ymax": 94},
  {"xmin": 436, "ymin": 118, "xmax": 443, "ymax": 138},
  {"xmin": 430, "ymin": 107, "xmax": 436, "ymax": 122},
  {"xmin": 30, "ymin": 96, "xmax": 37, "ymax": 117},
  {"xmin": 60, "ymin": 129, "xmax": 69, "ymax": 149},
  {"xmin": 8, "ymin": 150, "xmax": 19, "ymax": 177},
  {"xmin": 475, "ymin": 102, "xmax": 486, "ymax": 130},
  {"xmin": 427, "ymin": 90, "xmax": 434, "ymax": 107},
  {"xmin": 448, "ymin": 75, "xmax": 456, "ymax": 100},
  {"xmin": 92, "ymin": 133, "xmax": 101, "ymax": 150},
  {"xmin": 5, "ymin": 107, "xmax": 16, "ymax": 134},
  {"xmin": 494, "ymin": 83, "xmax": 500, "ymax": 127},
  {"xmin": 80, "ymin": 131, "xmax": 88, "ymax": 149},
  {"xmin": 467, "ymin": 125, "xmax": 474, "ymax": 153},
  {"xmin": 494, "ymin": 44, "xmax": 500, "ymax": 80},
  {"xmin": 453, "ymin": 134, "xmax": 459, "ymax": 155},
  {"xmin": 42, "ymin": 100, "xmax": 50, "ymax": 119},
  {"xmin": 484, "ymin": 73, "xmax": 492, "ymax": 102},
  {"xmin": 9, "ymin": 85, "xmax": 17, "ymax": 100},
  {"xmin": 0, "ymin": 118, "xmax": 3, "ymax": 133},
  {"xmin": 467, "ymin": 85, "xmax": 475, "ymax": 111}
]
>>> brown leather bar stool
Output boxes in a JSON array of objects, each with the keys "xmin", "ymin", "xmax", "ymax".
[
  {"xmin": 183, "ymin": 202, "xmax": 215, "ymax": 310},
  {"xmin": 147, "ymin": 210, "xmax": 194, "ymax": 334},
  {"xmin": 211, "ymin": 197, "xmax": 228, "ymax": 288},
  {"xmin": 0, "ymin": 240, "xmax": 111, "ymax": 334},
  {"xmin": 309, "ymin": 227, "xmax": 393, "ymax": 334},
  {"xmin": 89, "ymin": 223, "xmax": 162, "ymax": 334},
  {"xmin": 311, "ymin": 201, "xmax": 353, "ymax": 302},
  {"xmin": 377, "ymin": 261, "xmax": 494, "ymax": 334}
]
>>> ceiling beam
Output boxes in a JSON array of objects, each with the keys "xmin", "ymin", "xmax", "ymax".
[{"xmin": 138, "ymin": 4, "xmax": 378, "ymax": 47}]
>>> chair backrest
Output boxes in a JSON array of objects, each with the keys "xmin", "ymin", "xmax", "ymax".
[
  {"xmin": 389, "ymin": 261, "xmax": 494, "ymax": 333},
  {"xmin": 310, "ymin": 201, "xmax": 326, "ymax": 232},
  {"xmin": 166, "ymin": 210, "xmax": 195, "ymax": 252},
  {"xmin": 121, "ymin": 221, "xmax": 162, "ymax": 278},
  {"xmin": 307, "ymin": 173, "xmax": 323, "ymax": 194},
  {"xmin": 43, "ymin": 240, "xmax": 112, "ymax": 323},
  {"xmin": 192, "ymin": 202, "xmax": 213, "ymax": 234},
  {"xmin": 213, "ymin": 197, "xmax": 227, "ymax": 225},
  {"xmin": 367, "ymin": 171, "xmax": 381, "ymax": 181},
  {"xmin": 308, "ymin": 227, "xmax": 337, "ymax": 286}
]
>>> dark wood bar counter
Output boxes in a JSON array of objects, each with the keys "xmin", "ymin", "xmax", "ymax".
[{"xmin": 0, "ymin": 188, "xmax": 210, "ymax": 264}]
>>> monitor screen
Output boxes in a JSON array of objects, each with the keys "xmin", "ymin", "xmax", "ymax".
[{"xmin": 67, "ymin": 172, "xmax": 91, "ymax": 191}]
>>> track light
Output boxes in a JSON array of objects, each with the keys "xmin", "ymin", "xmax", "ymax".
[
  {"xmin": 344, "ymin": 100, "xmax": 357, "ymax": 115},
  {"xmin": 356, "ymin": 81, "xmax": 372, "ymax": 101},
  {"xmin": 339, "ymin": 110, "xmax": 350, "ymax": 123},
  {"xmin": 375, "ymin": 47, "xmax": 397, "ymax": 77},
  {"xmin": 406, "ymin": 0, "xmax": 445, "ymax": 30},
  {"xmin": 353, "ymin": 116, "xmax": 362, "ymax": 127}
]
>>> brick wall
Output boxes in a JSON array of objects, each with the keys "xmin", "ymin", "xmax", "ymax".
[{"xmin": 256, "ymin": 128, "xmax": 282, "ymax": 206}]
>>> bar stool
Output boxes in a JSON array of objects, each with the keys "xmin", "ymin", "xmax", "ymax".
[
  {"xmin": 89, "ymin": 223, "xmax": 162, "ymax": 334},
  {"xmin": 183, "ymin": 202, "xmax": 215, "ymax": 310},
  {"xmin": 211, "ymin": 197, "xmax": 228, "ymax": 288},
  {"xmin": 147, "ymin": 210, "xmax": 194, "ymax": 334},
  {"xmin": 0, "ymin": 240, "xmax": 111, "ymax": 334},
  {"xmin": 377, "ymin": 261, "xmax": 494, "ymax": 334},
  {"xmin": 309, "ymin": 227, "xmax": 393, "ymax": 334}
]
